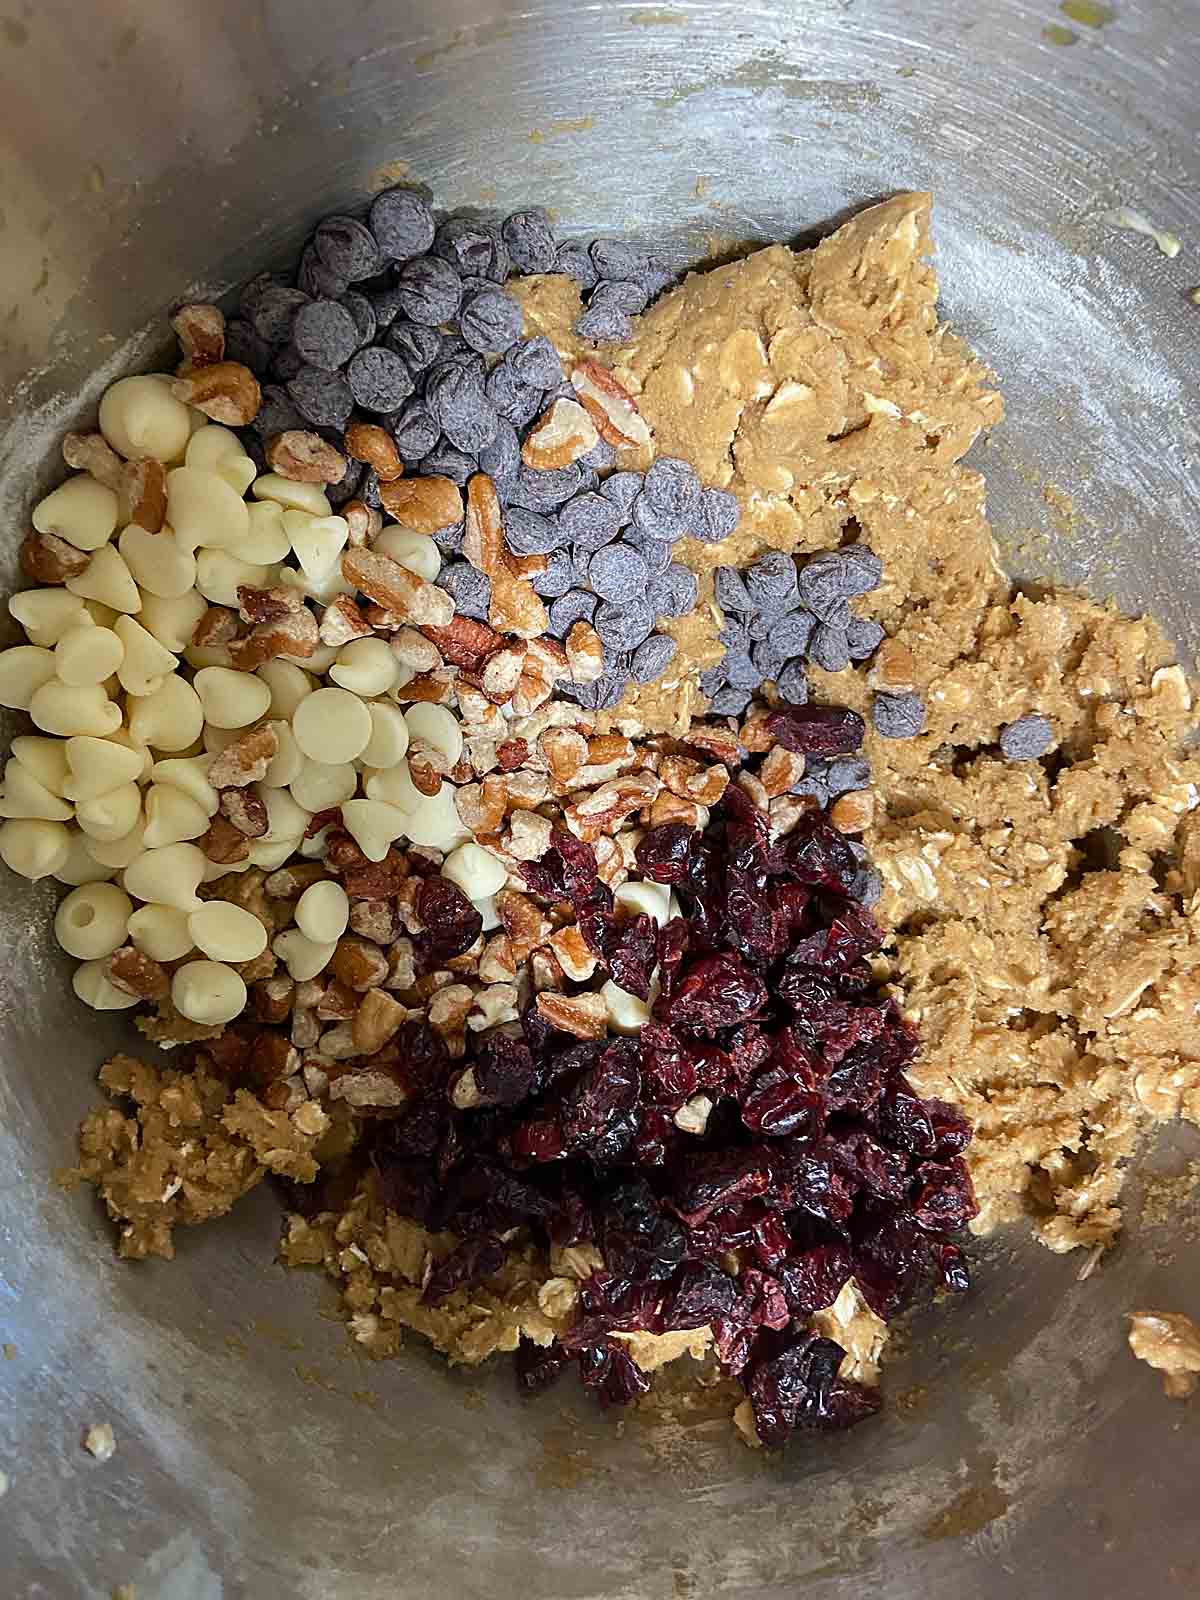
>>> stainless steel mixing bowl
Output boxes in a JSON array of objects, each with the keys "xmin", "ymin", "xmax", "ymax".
[{"xmin": 3, "ymin": 2, "xmax": 1199, "ymax": 1594}]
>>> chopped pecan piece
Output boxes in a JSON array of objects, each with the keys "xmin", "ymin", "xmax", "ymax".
[
  {"xmin": 266, "ymin": 430, "xmax": 347, "ymax": 485},
  {"xmin": 264, "ymin": 861, "xmax": 329, "ymax": 898},
  {"xmin": 495, "ymin": 889, "xmax": 552, "ymax": 962},
  {"xmin": 536, "ymin": 990, "xmax": 608, "ymax": 1040},
  {"xmin": 394, "ymin": 670, "xmax": 455, "ymax": 705},
  {"xmin": 495, "ymin": 738, "xmax": 531, "ymax": 773},
  {"xmin": 683, "ymin": 722, "xmax": 744, "ymax": 767},
  {"xmin": 758, "ymin": 746, "xmax": 806, "ymax": 798},
  {"xmin": 659, "ymin": 754, "xmax": 729, "ymax": 807},
  {"xmin": 569, "ymin": 360, "xmax": 653, "ymax": 450},
  {"xmin": 316, "ymin": 979, "xmax": 359, "ymax": 1021},
  {"xmin": 565, "ymin": 621, "xmax": 604, "ymax": 686},
  {"xmin": 478, "ymin": 933, "xmax": 517, "ymax": 984},
  {"xmin": 20, "ymin": 529, "xmax": 89, "ymax": 584},
  {"xmin": 319, "ymin": 593, "xmax": 373, "ymax": 647},
  {"xmin": 428, "ymin": 983, "xmax": 474, "ymax": 1057},
  {"xmin": 246, "ymin": 1032, "xmax": 297, "ymax": 1088},
  {"xmin": 829, "ymin": 790, "xmax": 875, "ymax": 834},
  {"xmin": 454, "ymin": 775, "xmax": 508, "ymax": 835},
  {"xmin": 201, "ymin": 815, "xmax": 251, "ymax": 864},
  {"xmin": 422, "ymin": 614, "xmax": 504, "ymax": 671},
  {"xmin": 505, "ymin": 809, "xmax": 554, "ymax": 862},
  {"xmin": 227, "ymin": 608, "xmax": 320, "ymax": 669},
  {"xmin": 106, "ymin": 946, "xmax": 170, "ymax": 1001},
  {"xmin": 521, "ymin": 398, "xmax": 598, "ymax": 469},
  {"xmin": 252, "ymin": 975, "xmax": 295, "ymax": 1024},
  {"xmin": 208, "ymin": 725, "xmax": 278, "ymax": 789},
  {"xmin": 353, "ymin": 987, "xmax": 407, "ymax": 1054},
  {"xmin": 648, "ymin": 791, "xmax": 709, "ymax": 830},
  {"xmin": 343, "ymin": 499, "xmax": 382, "ymax": 548},
  {"xmin": 219, "ymin": 787, "xmax": 269, "ymax": 838},
  {"xmin": 342, "ymin": 547, "xmax": 453, "ymax": 627},
  {"xmin": 171, "ymin": 302, "xmax": 226, "ymax": 367},
  {"xmin": 378, "ymin": 474, "xmax": 462, "ymax": 533},
  {"xmin": 343, "ymin": 422, "xmax": 404, "ymax": 482},
  {"xmin": 171, "ymin": 361, "xmax": 261, "ymax": 426},
  {"xmin": 120, "ymin": 458, "xmax": 168, "ymax": 533},
  {"xmin": 61, "ymin": 431, "xmax": 122, "ymax": 490},
  {"xmin": 192, "ymin": 605, "xmax": 240, "ymax": 648},
  {"xmin": 342, "ymin": 852, "xmax": 408, "ymax": 899},
  {"xmin": 563, "ymin": 772, "xmax": 660, "ymax": 841},
  {"xmin": 391, "ymin": 627, "xmax": 442, "ymax": 673},
  {"xmin": 541, "ymin": 726, "xmax": 588, "ymax": 785},
  {"xmin": 549, "ymin": 925, "xmax": 598, "ymax": 982},
  {"xmin": 349, "ymin": 898, "xmax": 401, "ymax": 945},
  {"xmin": 331, "ymin": 936, "xmax": 389, "ymax": 991},
  {"xmin": 480, "ymin": 642, "xmax": 527, "ymax": 704}
]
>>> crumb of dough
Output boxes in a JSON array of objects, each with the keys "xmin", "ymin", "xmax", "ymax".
[
  {"xmin": 1128, "ymin": 1309, "xmax": 1200, "ymax": 1398},
  {"xmin": 63, "ymin": 1055, "xmax": 327, "ymax": 1260},
  {"xmin": 83, "ymin": 1422, "xmax": 116, "ymax": 1462}
]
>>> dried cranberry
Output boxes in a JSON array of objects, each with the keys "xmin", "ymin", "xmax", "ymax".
[
  {"xmin": 508, "ymin": 1117, "xmax": 566, "ymax": 1163},
  {"xmin": 415, "ymin": 875, "xmax": 483, "ymax": 969},
  {"xmin": 741, "ymin": 1072, "xmax": 825, "ymax": 1140},
  {"xmin": 661, "ymin": 954, "xmax": 768, "ymax": 1033},
  {"xmin": 779, "ymin": 1243, "xmax": 854, "ymax": 1315},
  {"xmin": 669, "ymin": 1149, "xmax": 771, "ymax": 1227},
  {"xmin": 766, "ymin": 705, "xmax": 865, "ymax": 756},
  {"xmin": 782, "ymin": 811, "xmax": 860, "ymax": 892},
  {"xmin": 423, "ymin": 1235, "xmax": 507, "ymax": 1304},
  {"xmin": 912, "ymin": 1157, "xmax": 979, "ymax": 1233},
  {"xmin": 852, "ymin": 1208, "xmax": 927, "ymax": 1319},
  {"xmin": 550, "ymin": 826, "xmax": 599, "ymax": 897},
  {"xmin": 738, "ymin": 1267, "xmax": 791, "ymax": 1331},
  {"xmin": 660, "ymin": 1263, "xmax": 742, "ymax": 1330},
  {"xmin": 577, "ymin": 1341, "xmax": 651, "ymax": 1407},
  {"xmin": 599, "ymin": 1180, "xmax": 687, "ymax": 1282},
  {"xmin": 933, "ymin": 1240, "xmax": 971, "ymax": 1293},
  {"xmin": 516, "ymin": 1337, "xmax": 572, "ymax": 1395},
  {"xmin": 635, "ymin": 823, "xmax": 697, "ymax": 883},
  {"xmin": 744, "ymin": 1325, "xmax": 879, "ymax": 1446},
  {"xmin": 605, "ymin": 911, "xmax": 657, "ymax": 1001},
  {"xmin": 473, "ymin": 1035, "xmax": 539, "ymax": 1107}
]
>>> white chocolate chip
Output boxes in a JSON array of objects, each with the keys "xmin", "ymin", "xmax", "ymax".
[
  {"xmin": 292, "ymin": 686, "xmax": 373, "ymax": 764},
  {"xmin": 187, "ymin": 901, "xmax": 268, "ymax": 963},
  {"xmin": 171, "ymin": 959, "xmax": 247, "ymax": 1024},
  {"xmin": 295, "ymin": 879, "xmax": 350, "ymax": 944}
]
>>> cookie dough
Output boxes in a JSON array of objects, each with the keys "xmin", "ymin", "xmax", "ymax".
[{"xmin": 74, "ymin": 195, "xmax": 1200, "ymax": 1380}]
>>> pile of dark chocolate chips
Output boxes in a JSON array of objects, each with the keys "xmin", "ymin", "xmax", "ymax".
[
  {"xmin": 358, "ymin": 703, "xmax": 976, "ymax": 1447},
  {"xmin": 229, "ymin": 192, "xmax": 740, "ymax": 703}
]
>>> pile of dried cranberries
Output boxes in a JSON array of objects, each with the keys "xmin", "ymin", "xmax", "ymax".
[{"xmin": 370, "ymin": 705, "xmax": 978, "ymax": 1447}]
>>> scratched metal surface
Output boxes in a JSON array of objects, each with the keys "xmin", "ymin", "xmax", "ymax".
[{"xmin": 1, "ymin": 2, "xmax": 1199, "ymax": 1596}]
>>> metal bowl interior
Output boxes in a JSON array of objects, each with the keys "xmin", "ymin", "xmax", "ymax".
[{"xmin": 2, "ymin": 3, "xmax": 1199, "ymax": 1596}]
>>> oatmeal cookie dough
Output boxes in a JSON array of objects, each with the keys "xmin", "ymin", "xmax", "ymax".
[{"xmin": 63, "ymin": 1054, "xmax": 330, "ymax": 1259}]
